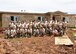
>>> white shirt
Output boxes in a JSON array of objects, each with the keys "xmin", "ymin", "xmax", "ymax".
[
  {"xmin": 28, "ymin": 29, "xmax": 32, "ymax": 33},
  {"xmin": 5, "ymin": 29, "xmax": 10, "ymax": 34}
]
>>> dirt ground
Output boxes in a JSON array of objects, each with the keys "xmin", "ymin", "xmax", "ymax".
[{"xmin": 0, "ymin": 29, "xmax": 76, "ymax": 54}]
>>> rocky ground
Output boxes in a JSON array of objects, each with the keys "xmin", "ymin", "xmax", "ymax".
[{"xmin": 0, "ymin": 29, "xmax": 76, "ymax": 54}]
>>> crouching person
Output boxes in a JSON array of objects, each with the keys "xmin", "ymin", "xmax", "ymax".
[
  {"xmin": 46, "ymin": 26, "xmax": 52, "ymax": 36},
  {"xmin": 33, "ymin": 28, "xmax": 39, "ymax": 37},
  {"xmin": 4, "ymin": 28, "xmax": 11, "ymax": 39},
  {"xmin": 39, "ymin": 27, "xmax": 45, "ymax": 37},
  {"xmin": 24, "ymin": 28, "xmax": 28, "ymax": 37},
  {"xmin": 16, "ymin": 28, "xmax": 21, "ymax": 38},
  {"xmin": 27, "ymin": 27, "xmax": 32, "ymax": 38},
  {"xmin": 10, "ymin": 28, "xmax": 16, "ymax": 38},
  {"xmin": 52, "ymin": 28, "xmax": 59, "ymax": 36},
  {"xmin": 20, "ymin": 28, "xmax": 25, "ymax": 37},
  {"xmin": 59, "ymin": 29, "xmax": 64, "ymax": 36},
  {"xmin": 48, "ymin": 26, "xmax": 53, "ymax": 36}
]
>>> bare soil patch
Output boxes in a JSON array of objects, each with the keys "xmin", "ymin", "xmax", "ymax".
[{"xmin": 0, "ymin": 29, "xmax": 76, "ymax": 54}]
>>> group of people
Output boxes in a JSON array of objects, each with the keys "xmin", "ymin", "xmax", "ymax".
[{"xmin": 4, "ymin": 20, "xmax": 68, "ymax": 38}]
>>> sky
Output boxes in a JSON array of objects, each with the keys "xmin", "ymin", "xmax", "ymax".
[{"xmin": 0, "ymin": 0, "xmax": 76, "ymax": 14}]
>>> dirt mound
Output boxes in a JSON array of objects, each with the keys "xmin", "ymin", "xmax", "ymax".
[
  {"xmin": 0, "ymin": 38, "xmax": 20, "ymax": 54},
  {"xmin": 0, "ymin": 36, "xmax": 75, "ymax": 54}
]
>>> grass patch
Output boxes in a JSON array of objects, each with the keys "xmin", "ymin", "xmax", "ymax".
[
  {"xmin": 69, "ymin": 27, "xmax": 76, "ymax": 30},
  {"xmin": 73, "ymin": 32, "xmax": 76, "ymax": 40},
  {"xmin": 73, "ymin": 32, "xmax": 76, "ymax": 36},
  {"xmin": 69, "ymin": 26, "xmax": 76, "ymax": 28}
]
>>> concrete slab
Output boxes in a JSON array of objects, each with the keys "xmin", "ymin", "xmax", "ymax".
[{"xmin": 55, "ymin": 35, "xmax": 73, "ymax": 45}]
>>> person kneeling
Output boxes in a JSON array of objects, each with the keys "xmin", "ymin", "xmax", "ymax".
[{"xmin": 53, "ymin": 28, "xmax": 59, "ymax": 36}]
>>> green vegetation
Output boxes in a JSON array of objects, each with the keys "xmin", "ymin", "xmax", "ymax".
[
  {"xmin": 72, "ymin": 32, "xmax": 76, "ymax": 40},
  {"xmin": 73, "ymin": 32, "xmax": 76, "ymax": 36},
  {"xmin": 69, "ymin": 27, "xmax": 76, "ymax": 28}
]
